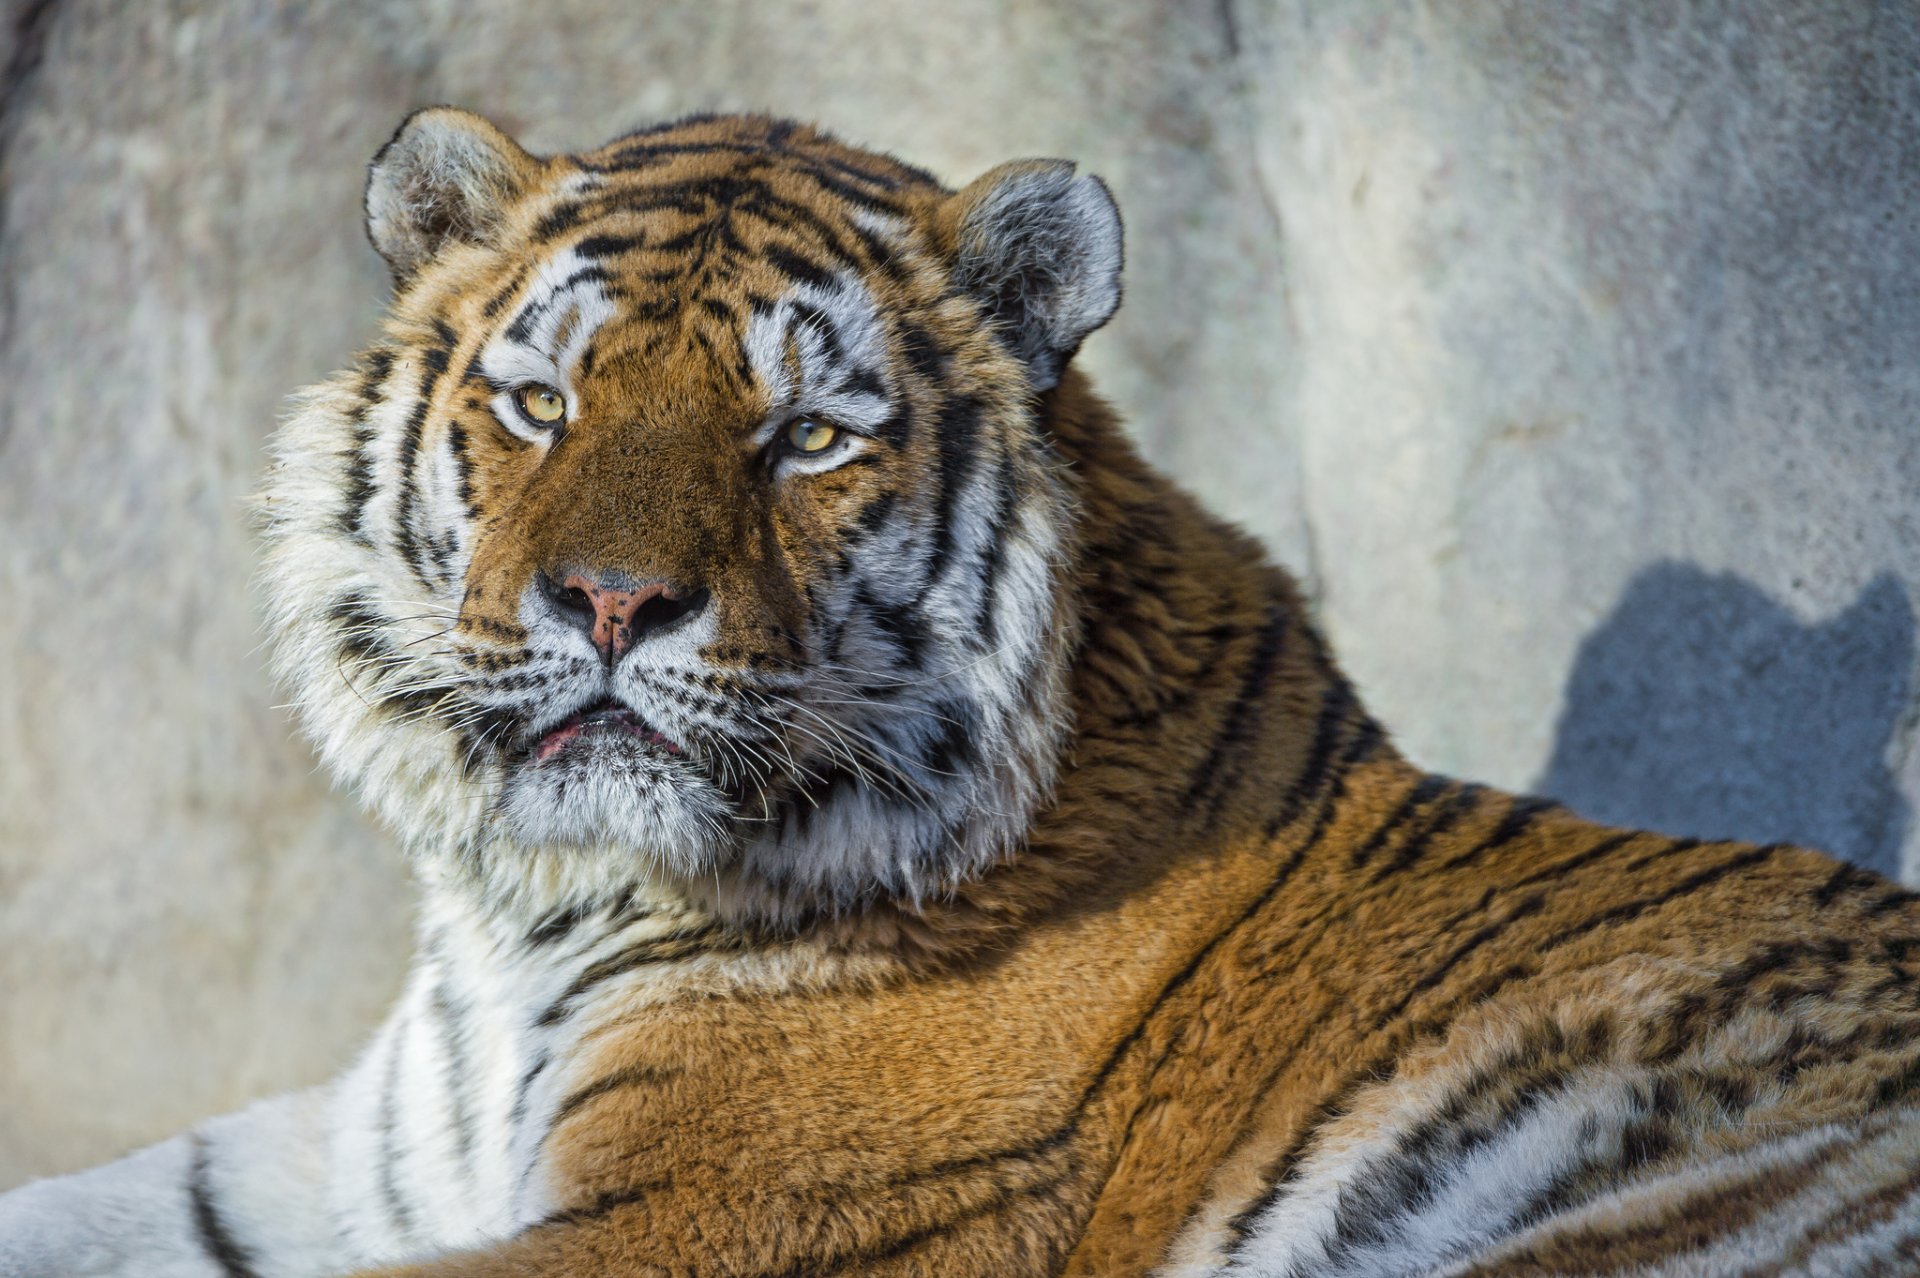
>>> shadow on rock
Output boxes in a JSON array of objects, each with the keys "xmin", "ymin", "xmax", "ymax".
[{"xmin": 1536, "ymin": 562, "xmax": 1913, "ymax": 877}]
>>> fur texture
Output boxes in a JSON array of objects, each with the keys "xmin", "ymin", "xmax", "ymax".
[{"xmin": 1, "ymin": 111, "xmax": 1917, "ymax": 1278}]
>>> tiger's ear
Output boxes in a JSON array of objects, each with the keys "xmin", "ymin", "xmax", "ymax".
[
  {"xmin": 945, "ymin": 160, "xmax": 1124, "ymax": 391},
  {"xmin": 365, "ymin": 107, "xmax": 542, "ymax": 284}
]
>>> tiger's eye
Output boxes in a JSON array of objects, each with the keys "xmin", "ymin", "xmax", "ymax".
[
  {"xmin": 786, "ymin": 418, "xmax": 837, "ymax": 453},
  {"xmin": 516, "ymin": 384, "xmax": 566, "ymax": 425}
]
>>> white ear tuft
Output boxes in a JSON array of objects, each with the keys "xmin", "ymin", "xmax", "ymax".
[
  {"xmin": 364, "ymin": 107, "xmax": 540, "ymax": 284},
  {"xmin": 948, "ymin": 160, "xmax": 1124, "ymax": 391}
]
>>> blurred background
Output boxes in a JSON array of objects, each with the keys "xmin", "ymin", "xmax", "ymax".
[{"xmin": 3, "ymin": 0, "xmax": 1917, "ymax": 1185}]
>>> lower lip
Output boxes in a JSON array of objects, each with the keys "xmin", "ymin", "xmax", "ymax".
[{"xmin": 534, "ymin": 715, "xmax": 682, "ymax": 763}]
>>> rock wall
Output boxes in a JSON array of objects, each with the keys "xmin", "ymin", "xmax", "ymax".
[{"xmin": 3, "ymin": 0, "xmax": 1915, "ymax": 1183}]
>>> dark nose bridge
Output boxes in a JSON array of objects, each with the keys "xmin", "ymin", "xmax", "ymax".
[{"xmin": 525, "ymin": 421, "xmax": 724, "ymax": 583}]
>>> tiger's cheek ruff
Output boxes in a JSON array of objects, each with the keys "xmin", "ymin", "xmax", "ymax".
[
  {"xmin": 257, "ymin": 349, "xmax": 503, "ymax": 862},
  {"xmin": 667, "ymin": 273, "xmax": 1068, "ymax": 913},
  {"xmin": 733, "ymin": 481, "xmax": 1077, "ymax": 913}
]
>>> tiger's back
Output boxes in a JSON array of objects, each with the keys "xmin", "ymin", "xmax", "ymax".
[{"xmin": 2, "ymin": 109, "xmax": 1915, "ymax": 1278}]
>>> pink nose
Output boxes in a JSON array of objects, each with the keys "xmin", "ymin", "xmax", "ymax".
[
  {"xmin": 561, "ymin": 574, "xmax": 672, "ymax": 661},
  {"xmin": 538, "ymin": 571, "xmax": 705, "ymax": 663}
]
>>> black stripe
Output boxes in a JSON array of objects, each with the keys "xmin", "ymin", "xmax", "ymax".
[
  {"xmin": 835, "ymin": 364, "xmax": 888, "ymax": 401},
  {"xmin": 335, "ymin": 348, "xmax": 396, "ymax": 543},
  {"xmin": 972, "ymin": 457, "xmax": 1020, "ymax": 645},
  {"xmin": 764, "ymin": 243, "xmax": 840, "ymax": 292},
  {"xmin": 353, "ymin": 346, "xmax": 397, "ymax": 405},
  {"xmin": 1180, "ymin": 604, "xmax": 1291, "ymax": 823},
  {"xmin": 1346, "ymin": 774, "xmax": 1452, "ymax": 870},
  {"xmin": 329, "ymin": 594, "xmax": 392, "ymax": 670},
  {"xmin": 1566, "ymin": 844, "xmax": 1781, "ymax": 939},
  {"xmin": 788, "ymin": 298, "xmax": 845, "ymax": 363},
  {"xmin": 921, "ymin": 699, "xmax": 980, "ymax": 780},
  {"xmin": 430, "ymin": 977, "xmax": 480, "ymax": 1176},
  {"xmin": 1809, "ymin": 857, "xmax": 1901, "ymax": 909},
  {"xmin": 188, "ymin": 1135, "xmax": 262, "ymax": 1278},
  {"xmin": 446, "ymin": 421, "xmax": 477, "ymax": 519},
  {"xmin": 503, "ymin": 266, "xmax": 615, "ymax": 344},
  {"xmin": 481, "ymin": 267, "xmax": 529, "ymax": 318},
  {"xmin": 1872, "ymin": 1049, "xmax": 1920, "ymax": 1106},
  {"xmin": 536, "ymin": 1175, "xmax": 675, "ymax": 1229},
  {"xmin": 508, "ymin": 1053, "xmax": 552, "ymax": 1128},
  {"xmin": 533, "ymin": 201, "xmax": 589, "ymax": 241},
  {"xmin": 534, "ymin": 925, "xmax": 731, "ymax": 1027},
  {"xmin": 925, "ymin": 395, "xmax": 983, "ymax": 583},
  {"xmin": 526, "ymin": 901, "xmax": 597, "ymax": 948},
  {"xmin": 899, "ymin": 325, "xmax": 947, "ymax": 384},
  {"xmin": 1498, "ymin": 829, "xmax": 1644, "ymax": 897},
  {"xmin": 393, "ymin": 324, "xmax": 455, "ymax": 586},
  {"xmin": 758, "ymin": 1171, "xmax": 1074, "ymax": 1278},
  {"xmin": 572, "ymin": 231, "xmax": 648, "ymax": 260},
  {"xmin": 874, "ymin": 404, "xmax": 913, "ymax": 450},
  {"xmin": 337, "ymin": 422, "xmax": 379, "ymax": 544},
  {"xmin": 1263, "ymin": 678, "xmax": 1359, "ymax": 839},
  {"xmin": 1431, "ymin": 793, "xmax": 1563, "ymax": 874},
  {"xmin": 376, "ymin": 1024, "xmax": 417, "ymax": 1242},
  {"xmin": 1366, "ymin": 892, "xmax": 1551, "ymax": 1035},
  {"xmin": 549, "ymin": 1062, "xmax": 682, "ymax": 1130},
  {"xmin": 1620, "ymin": 835, "xmax": 1706, "ymax": 873},
  {"xmin": 597, "ymin": 138, "xmax": 920, "ymax": 201},
  {"xmin": 1866, "ymin": 886, "xmax": 1920, "ymax": 915},
  {"xmin": 1367, "ymin": 782, "xmax": 1488, "ymax": 882},
  {"xmin": 738, "ymin": 187, "xmax": 869, "ymax": 273},
  {"xmin": 859, "ymin": 584, "xmax": 931, "ymax": 669},
  {"xmin": 852, "ymin": 491, "xmax": 898, "ymax": 539}
]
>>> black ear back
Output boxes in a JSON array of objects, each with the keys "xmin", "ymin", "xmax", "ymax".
[
  {"xmin": 947, "ymin": 160, "xmax": 1124, "ymax": 391},
  {"xmin": 364, "ymin": 107, "xmax": 541, "ymax": 284}
]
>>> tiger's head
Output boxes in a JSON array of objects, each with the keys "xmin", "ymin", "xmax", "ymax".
[{"xmin": 259, "ymin": 109, "xmax": 1122, "ymax": 923}]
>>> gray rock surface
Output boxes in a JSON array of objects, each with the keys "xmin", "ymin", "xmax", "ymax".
[{"xmin": 2, "ymin": 0, "xmax": 1915, "ymax": 1184}]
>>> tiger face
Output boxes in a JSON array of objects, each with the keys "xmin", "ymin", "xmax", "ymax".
[{"xmin": 258, "ymin": 110, "xmax": 1122, "ymax": 921}]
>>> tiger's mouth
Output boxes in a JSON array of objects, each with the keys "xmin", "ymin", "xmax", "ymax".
[{"xmin": 531, "ymin": 698, "xmax": 684, "ymax": 764}]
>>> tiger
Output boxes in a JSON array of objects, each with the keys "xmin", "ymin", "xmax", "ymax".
[{"xmin": 1, "ymin": 105, "xmax": 1917, "ymax": 1278}]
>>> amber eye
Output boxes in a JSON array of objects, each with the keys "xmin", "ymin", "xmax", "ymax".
[
  {"xmin": 514, "ymin": 383, "xmax": 567, "ymax": 426},
  {"xmin": 785, "ymin": 417, "xmax": 838, "ymax": 453}
]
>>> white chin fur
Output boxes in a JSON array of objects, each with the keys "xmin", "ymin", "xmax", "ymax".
[{"xmin": 496, "ymin": 736, "xmax": 734, "ymax": 877}]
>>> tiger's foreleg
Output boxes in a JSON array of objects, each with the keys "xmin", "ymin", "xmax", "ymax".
[
  {"xmin": 0, "ymin": 1085, "xmax": 345, "ymax": 1278},
  {"xmin": 0, "ymin": 974, "xmax": 494, "ymax": 1278}
]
